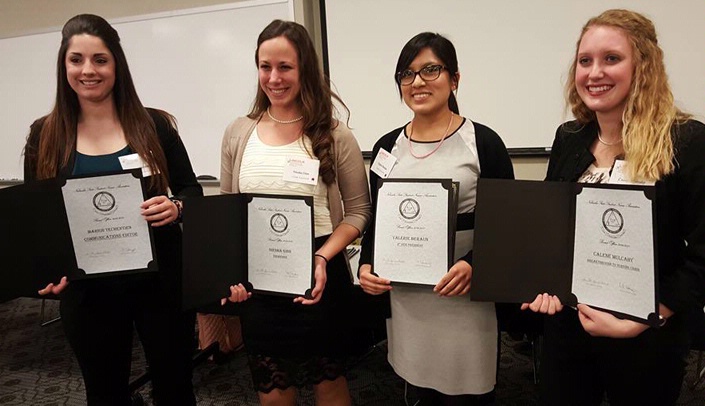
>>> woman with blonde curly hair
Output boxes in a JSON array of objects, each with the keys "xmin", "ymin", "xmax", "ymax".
[{"xmin": 523, "ymin": 9, "xmax": 705, "ymax": 406}]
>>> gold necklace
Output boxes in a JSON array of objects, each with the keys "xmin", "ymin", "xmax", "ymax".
[
  {"xmin": 407, "ymin": 113, "xmax": 455, "ymax": 159},
  {"xmin": 267, "ymin": 107, "xmax": 304, "ymax": 124},
  {"xmin": 597, "ymin": 131, "xmax": 622, "ymax": 146}
]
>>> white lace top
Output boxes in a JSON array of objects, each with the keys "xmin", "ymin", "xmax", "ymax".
[{"xmin": 239, "ymin": 128, "xmax": 333, "ymax": 237}]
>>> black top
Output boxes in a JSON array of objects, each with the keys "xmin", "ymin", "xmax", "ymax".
[
  {"xmin": 23, "ymin": 108, "xmax": 203, "ymax": 306},
  {"xmin": 24, "ymin": 108, "xmax": 202, "ymax": 201},
  {"xmin": 545, "ymin": 119, "xmax": 705, "ymax": 314}
]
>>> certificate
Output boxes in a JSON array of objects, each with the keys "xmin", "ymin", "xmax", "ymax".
[
  {"xmin": 61, "ymin": 171, "xmax": 156, "ymax": 277},
  {"xmin": 247, "ymin": 194, "xmax": 314, "ymax": 297},
  {"xmin": 572, "ymin": 187, "xmax": 657, "ymax": 324},
  {"xmin": 471, "ymin": 179, "xmax": 659, "ymax": 326},
  {"xmin": 0, "ymin": 172, "xmax": 155, "ymax": 298},
  {"xmin": 182, "ymin": 193, "xmax": 315, "ymax": 310},
  {"xmin": 373, "ymin": 179, "xmax": 455, "ymax": 286}
]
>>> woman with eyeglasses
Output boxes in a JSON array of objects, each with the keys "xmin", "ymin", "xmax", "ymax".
[{"xmin": 358, "ymin": 32, "xmax": 514, "ymax": 405}]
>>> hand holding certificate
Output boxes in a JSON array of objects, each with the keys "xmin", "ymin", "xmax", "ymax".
[
  {"xmin": 62, "ymin": 171, "xmax": 156, "ymax": 277},
  {"xmin": 372, "ymin": 179, "xmax": 456, "ymax": 286},
  {"xmin": 0, "ymin": 170, "xmax": 156, "ymax": 301},
  {"xmin": 247, "ymin": 195, "xmax": 315, "ymax": 298},
  {"xmin": 571, "ymin": 187, "xmax": 657, "ymax": 325},
  {"xmin": 471, "ymin": 179, "xmax": 660, "ymax": 326},
  {"xmin": 182, "ymin": 193, "xmax": 315, "ymax": 310}
]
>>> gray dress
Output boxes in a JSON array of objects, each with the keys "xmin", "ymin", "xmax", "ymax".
[{"xmin": 384, "ymin": 119, "xmax": 497, "ymax": 395}]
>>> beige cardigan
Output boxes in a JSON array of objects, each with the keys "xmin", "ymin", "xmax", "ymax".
[{"xmin": 220, "ymin": 116, "xmax": 371, "ymax": 235}]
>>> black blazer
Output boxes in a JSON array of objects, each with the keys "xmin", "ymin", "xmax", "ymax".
[
  {"xmin": 23, "ymin": 108, "xmax": 203, "ymax": 305},
  {"xmin": 546, "ymin": 119, "xmax": 705, "ymax": 314}
]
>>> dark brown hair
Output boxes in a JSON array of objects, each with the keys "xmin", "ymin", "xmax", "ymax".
[
  {"xmin": 31, "ymin": 14, "xmax": 169, "ymax": 192},
  {"xmin": 395, "ymin": 32, "xmax": 460, "ymax": 114},
  {"xmin": 248, "ymin": 19, "xmax": 349, "ymax": 185}
]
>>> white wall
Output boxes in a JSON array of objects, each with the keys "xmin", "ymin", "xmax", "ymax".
[
  {"xmin": 0, "ymin": 0, "xmax": 554, "ymax": 186},
  {"xmin": 0, "ymin": 0, "xmax": 299, "ymax": 181},
  {"xmin": 325, "ymin": 0, "xmax": 705, "ymax": 152}
]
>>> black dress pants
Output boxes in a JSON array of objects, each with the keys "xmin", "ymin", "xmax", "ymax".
[
  {"xmin": 541, "ymin": 308, "xmax": 689, "ymax": 406},
  {"xmin": 60, "ymin": 278, "xmax": 196, "ymax": 406}
]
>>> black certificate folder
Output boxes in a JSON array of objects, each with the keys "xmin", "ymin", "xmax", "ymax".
[
  {"xmin": 0, "ymin": 170, "xmax": 155, "ymax": 302},
  {"xmin": 373, "ymin": 178, "xmax": 456, "ymax": 287},
  {"xmin": 471, "ymin": 179, "xmax": 660, "ymax": 326},
  {"xmin": 59, "ymin": 170, "xmax": 157, "ymax": 280},
  {"xmin": 0, "ymin": 179, "xmax": 82, "ymax": 301},
  {"xmin": 182, "ymin": 193, "xmax": 315, "ymax": 310}
]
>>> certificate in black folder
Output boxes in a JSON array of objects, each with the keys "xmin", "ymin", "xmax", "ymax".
[
  {"xmin": 60, "ymin": 171, "xmax": 157, "ymax": 279},
  {"xmin": 182, "ymin": 193, "xmax": 315, "ymax": 310},
  {"xmin": 0, "ymin": 170, "xmax": 156, "ymax": 301},
  {"xmin": 373, "ymin": 178, "xmax": 457, "ymax": 286},
  {"xmin": 471, "ymin": 179, "xmax": 660, "ymax": 326}
]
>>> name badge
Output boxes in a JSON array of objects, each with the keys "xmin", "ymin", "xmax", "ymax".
[
  {"xmin": 282, "ymin": 157, "xmax": 319, "ymax": 185},
  {"xmin": 370, "ymin": 148, "xmax": 397, "ymax": 178},
  {"xmin": 608, "ymin": 159, "xmax": 655, "ymax": 185},
  {"xmin": 118, "ymin": 153, "xmax": 153, "ymax": 177}
]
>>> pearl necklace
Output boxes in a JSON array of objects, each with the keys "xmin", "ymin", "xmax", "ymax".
[
  {"xmin": 407, "ymin": 113, "xmax": 455, "ymax": 159},
  {"xmin": 267, "ymin": 108, "xmax": 303, "ymax": 124},
  {"xmin": 597, "ymin": 131, "xmax": 622, "ymax": 146}
]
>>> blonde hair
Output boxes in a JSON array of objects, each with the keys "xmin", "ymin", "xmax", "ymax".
[{"xmin": 565, "ymin": 9, "xmax": 690, "ymax": 181}]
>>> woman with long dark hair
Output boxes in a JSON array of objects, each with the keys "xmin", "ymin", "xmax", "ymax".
[
  {"xmin": 26, "ymin": 14, "xmax": 201, "ymax": 405},
  {"xmin": 221, "ymin": 20, "xmax": 370, "ymax": 405}
]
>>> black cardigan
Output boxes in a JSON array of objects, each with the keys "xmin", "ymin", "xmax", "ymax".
[
  {"xmin": 545, "ymin": 119, "xmax": 705, "ymax": 315},
  {"xmin": 23, "ymin": 108, "xmax": 203, "ymax": 305},
  {"xmin": 359, "ymin": 119, "xmax": 515, "ymax": 268},
  {"xmin": 23, "ymin": 108, "xmax": 202, "ymax": 201}
]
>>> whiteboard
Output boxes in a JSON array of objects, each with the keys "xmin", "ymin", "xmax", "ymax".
[
  {"xmin": 324, "ymin": 0, "xmax": 705, "ymax": 153},
  {"xmin": 0, "ymin": 0, "xmax": 294, "ymax": 181}
]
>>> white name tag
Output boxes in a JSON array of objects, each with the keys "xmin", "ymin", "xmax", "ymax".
[
  {"xmin": 118, "ymin": 153, "xmax": 153, "ymax": 177},
  {"xmin": 608, "ymin": 159, "xmax": 655, "ymax": 185},
  {"xmin": 282, "ymin": 157, "xmax": 319, "ymax": 185},
  {"xmin": 370, "ymin": 148, "xmax": 397, "ymax": 178}
]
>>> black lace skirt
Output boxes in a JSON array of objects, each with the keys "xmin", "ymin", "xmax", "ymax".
[
  {"xmin": 238, "ymin": 237, "xmax": 355, "ymax": 390},
  {"xmin": 247, "ymin": 354, "xmax": 346, "ymax": 393}
]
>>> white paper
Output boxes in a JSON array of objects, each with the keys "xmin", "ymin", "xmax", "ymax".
[
  {"xmin": 370, "ymin": 148, "xmax": 397, "ymax": 179},
  {"xmin": 608, "ymin": 160, "xmax": 655, "ymax": 186},
  {"xmin": 373, "ymin": 180, "xmax": 449, "ymax": 285},
  {"xmin": 62, "ymin": 173, "xmax": 153, "ymax": 275},
  {"xmin": 247, "ymin": 196, "xmax": 313, "ymax": 295},
  {"xmin": 572, "ymin": 187, "xmax": 656, "ymax": 320},
  {"xmin": 118, "ymin": 153, "xmax": 153, "ymax": 177},
  {"xmin": 282, "ymin": 157, "xmax": 319, "ymax": 185}
]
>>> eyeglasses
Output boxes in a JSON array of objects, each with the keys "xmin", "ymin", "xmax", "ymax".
[{"xmin": 396, "ymin": 65, "xmax": 447, "ymax": 86}]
